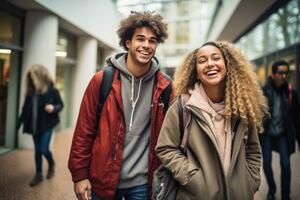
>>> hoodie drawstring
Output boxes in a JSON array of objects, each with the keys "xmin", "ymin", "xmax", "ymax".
[{"xmin": 129, "ymin": 76, "xmax": 143, "ymax": 132}]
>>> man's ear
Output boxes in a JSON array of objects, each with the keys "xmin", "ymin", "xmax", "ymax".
[{"xmin": 126, "ymin": 40, "xmax": 130, "ymax": 49}]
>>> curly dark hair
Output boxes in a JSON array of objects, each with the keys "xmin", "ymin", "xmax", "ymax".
[{"xmin": 117, "ymin": 11, "xmax": 168, "ymax": 50}]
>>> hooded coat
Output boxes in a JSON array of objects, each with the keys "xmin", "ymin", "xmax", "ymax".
[{"xmin": 156, "ymin": 94, "xmax": 261, "ymax": 200}]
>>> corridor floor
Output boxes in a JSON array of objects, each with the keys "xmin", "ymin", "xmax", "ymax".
[
  {"xmin": 0, "ymin": 129, "xmax": 76, "ymax": 200},
  {"xmin": 0, "ymin": 129, "xmax": 299, "ymax": 200}
]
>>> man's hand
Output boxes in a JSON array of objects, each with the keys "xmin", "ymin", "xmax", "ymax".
[{"xmin": 74, "ymin": 179, "xmax": 92, "ymax": 200}]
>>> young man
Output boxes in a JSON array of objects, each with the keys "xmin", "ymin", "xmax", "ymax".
[
  {"xmin": 68, "ymin": 11, "xmax": 173, "ymax": 200},
  {"xmin": 260, "ymin": 60, "xmax": 300, "ymax": 200}
]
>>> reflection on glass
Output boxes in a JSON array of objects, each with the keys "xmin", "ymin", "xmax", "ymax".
[
  {"xmin": 236, "ymin": 0, "xmax": 300, "ymax": 60},
  {"xmin": 0, "ymin": 52, "xmax": 10, "ymax": 147}
]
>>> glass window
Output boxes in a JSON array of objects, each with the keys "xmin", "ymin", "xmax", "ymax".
[
  {"xmin": 0, "ymin": 10, "xmax": 22, "ymax": 46},
  {"xmin": 236, "ymin": 0, "xmax": 300, "ymax": 60},
  {"xmin": 57, "ymin": 31, "xmax": 77, "ymax": 59},
  {"xmin": 55, "ymin": 30, "xmax": 77, "ymax": 129},
  {"xmin": 0, "ymin": 52, "xmax": 10, "ymax": 146},
  {"xmin": 175, "ymin": 21, "xmax": 189, "ymax": 44}
]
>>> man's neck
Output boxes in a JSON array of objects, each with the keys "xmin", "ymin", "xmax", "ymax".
[{"xmin": 126, "ymin": 55, "xmax": 151, "ymax": 78}]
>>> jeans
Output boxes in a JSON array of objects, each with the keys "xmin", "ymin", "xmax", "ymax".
[
  {"xmin": 261, "ymin": 134, "xmax": 291, "ymax": 198},
  {"xmin": 32, "ymin": 129, "xmax": 54, "ymax": 174},
  {"xmin": 92, "ymin": 184, "xmax": 147, "ymax": 200}
]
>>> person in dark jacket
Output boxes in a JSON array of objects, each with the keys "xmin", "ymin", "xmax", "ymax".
[
  {"xmin": 18, "ymin": 64, "xmax": 63, "ymax": 187},
  {"xmin": 260, "ymin": 60, "xmax": 300, "ymax": 200},
  {"xmin": 68, "ymin": 11, "xmax": 173, "ymax": 200}
]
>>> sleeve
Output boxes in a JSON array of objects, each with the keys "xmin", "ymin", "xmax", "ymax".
[
  {"xmin": 52, "ymin": 88, "xmax": 64, "ymax": 113},
  {"xmin": 68, "ymin": 71, "xmax": 103, "ymax": 182},
  {"xmin": 155, "ymin": 98, "xmax": 193, "ymax": 186},
  {"xmin": 17, "ymin": 95, "xmax": 29, "ymax": 130},
  {"xmin": 245, "ymin": 124, "xmax": 262, "ymax": 192}
]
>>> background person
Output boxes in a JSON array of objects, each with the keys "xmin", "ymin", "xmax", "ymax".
[
  {"xmin": 18, "ymin": 64, "xmax": 63, "ymax": 187},
  {"xmin": 260, "ymin": 60, "xmax": 300, "ymax": 200}
]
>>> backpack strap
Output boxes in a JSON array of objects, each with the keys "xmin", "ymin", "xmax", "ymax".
[
  {"xmin": 159, "ymin": 74, "xmax": 173, "ymax": 113},
  {"xmin": 95, "ymin": 66, "xmax": 115, "ymax": 129},
  {"xmin": 288, "ymin": 83, "xmax": 293, "ymax": 107}
]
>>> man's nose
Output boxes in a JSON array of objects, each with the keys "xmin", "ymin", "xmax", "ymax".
[{"xmin": 142, "ymin": 40, "xmax": 150, "ymax": 48}]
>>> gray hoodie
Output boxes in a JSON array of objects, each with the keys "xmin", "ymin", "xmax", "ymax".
[{"xmin": 108, "ymin": 52, "xmax": 159, "ymax": 188}]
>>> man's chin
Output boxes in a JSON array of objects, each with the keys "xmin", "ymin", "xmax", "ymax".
[{"xmin": 138, "ymin": 58, "xmax": 152, "ymax": 65}]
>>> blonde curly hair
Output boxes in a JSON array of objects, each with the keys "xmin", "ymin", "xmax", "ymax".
[{"xmin": 174, "ymin": 41, "xmax": 268, "ymax": 132}]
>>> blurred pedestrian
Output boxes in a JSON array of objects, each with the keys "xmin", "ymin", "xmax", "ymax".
[
  {"xmin": 156, "ymin": 41, "xmax": 268, "ymax": 199},
  {"xmin": 68, "ymin": 11, "xmax": 173, "ymax": 200},
  {"xmin": 260, "ymin": 60, "xmax": 300, "ymax": 200},
  {"xmin": 17, "ymin": 64, "xmax": 63, "ymax": 187}
]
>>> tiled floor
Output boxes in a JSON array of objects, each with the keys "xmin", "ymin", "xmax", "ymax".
[{"xmin": 0, "ymin": 129, "xmax": 299, "ymax": 200}]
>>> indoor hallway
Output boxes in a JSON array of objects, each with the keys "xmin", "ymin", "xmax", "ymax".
[
  {"xmin": 0, "ymin": 129, "xmax": 76, "ymax": 200},
  {"xmin": 0, "ymin": 129, "xmax": 299, "ymax": 200}
]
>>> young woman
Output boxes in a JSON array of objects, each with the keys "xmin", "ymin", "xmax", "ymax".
[
  {"xmin": 155, "ymin": 41, "xmax": 268, "ymax": 199},
  {"xmin": 18, "ymin": 64, "xmax": 63, "ymax": 187}
]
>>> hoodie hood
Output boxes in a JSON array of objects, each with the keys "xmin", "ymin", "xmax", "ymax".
[
  {"xmin": 107, "ymin": 52, "xmax": 159, "ymax": 81},
  {"xmin": 186, "ymin": 83, "xmax": 225, "ymax": 118}
]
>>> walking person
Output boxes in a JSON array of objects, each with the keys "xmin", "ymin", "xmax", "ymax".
[
  {"xmin": 260, "ymin": 60, "xmax": 300, "ymax": 200},
  {"xmin": 17, "ymin": 64, "xmax": 64, "ymax": 186},
  {"xmin": 156, "ymin": 41, "xmax": 268, "ymax": 199},
  {"xmin": 68, "ymin": 11, "xmax": 173, "ymax": 200}
]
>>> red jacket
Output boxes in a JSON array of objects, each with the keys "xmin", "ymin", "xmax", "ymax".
[{"xmin": 68, "ymin": 68, "xmax": 173, "ymax": 199}]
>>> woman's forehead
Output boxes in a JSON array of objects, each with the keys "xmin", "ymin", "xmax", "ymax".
[{"xmin": 197, "ymin": 45, "xmax": 222, "ymax": 56}]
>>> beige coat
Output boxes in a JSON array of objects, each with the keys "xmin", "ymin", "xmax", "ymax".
[{"xmin": 155, "ymin": 97, "xmax": 261, "ymax": 200}]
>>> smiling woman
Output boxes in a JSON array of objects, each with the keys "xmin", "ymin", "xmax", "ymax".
[{"xmin": 156, "ymin": 40, "xmax": 269, "ymax": 199}]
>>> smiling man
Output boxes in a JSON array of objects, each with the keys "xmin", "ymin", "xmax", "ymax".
[{"xmin": 68, "ymin": 11, "xmax": 173, "ymax": 200}]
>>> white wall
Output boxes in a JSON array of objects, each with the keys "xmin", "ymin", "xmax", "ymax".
[
  {"xmin": 34, "ymin": 0, "xmax": 123, "ymax": 50},
  {"xmin": 71, "ymin": 37, "xmax": 97, "ymax": 126}
]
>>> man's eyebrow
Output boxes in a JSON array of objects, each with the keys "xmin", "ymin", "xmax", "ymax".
[{"xmin": 135, "ymin": 34, "xmax": 157, "ymax": 40}]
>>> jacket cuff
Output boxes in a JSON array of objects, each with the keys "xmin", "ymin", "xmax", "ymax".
[{"xmin": 71, "ymin": 168, "xmax": 89, "ymax": 182}]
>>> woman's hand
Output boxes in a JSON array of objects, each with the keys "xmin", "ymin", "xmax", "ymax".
[{"xmin": 45, "ymin": 104, "xmax": 54, "ymax": 113}]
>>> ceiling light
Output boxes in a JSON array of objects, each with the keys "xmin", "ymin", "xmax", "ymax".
[
  {"xmin": 55, "ymin": 51, "xmax": 67, "ymax": 57},
  {"xmin": 0, "ymin": 49, "xmax": 11, "ymax": 54}
]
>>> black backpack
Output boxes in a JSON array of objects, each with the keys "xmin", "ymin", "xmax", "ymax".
[{"xmin": 95, "ymin": 65, "xmax": 172, "ymax": 129}]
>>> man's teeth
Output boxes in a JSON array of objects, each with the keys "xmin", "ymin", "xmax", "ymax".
[{"xmin": 140, "ymin": 51, "xmax": 150, "ymax": 55}]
